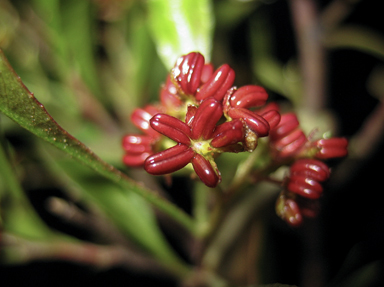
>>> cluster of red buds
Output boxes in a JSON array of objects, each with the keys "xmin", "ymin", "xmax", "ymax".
[{"xmin": 122, "ymin": 52, "xmax": 348, "ymax": 226}]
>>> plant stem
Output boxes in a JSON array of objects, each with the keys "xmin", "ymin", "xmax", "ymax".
[{"xmin": 289, "ymin": 0, "xmax": 327, "ymax": 112}]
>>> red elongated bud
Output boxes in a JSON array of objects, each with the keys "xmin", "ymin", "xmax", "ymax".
[
  {"xmin": 122, "ymin": 135, "xmax": 154, "ymax": 154},
  {"xmin": 195, "ymin": 64, "xmax": 235, "ymax": 101},
  {"xmin": 256, "ymin": 102, "xmax": 280, "ymax": 114},
  {"xmin": 228, "ymin": 108, "xmax": 270, "ymax": 137},
  {"xmin": 191, "ymin": 98, "xmax": 223, "ymax": 140},
  {"xmin": 211, "ymin": 119, "xmax": 244, "ymax": 148},
  {"xmin": 150, "ymin": 114, "xmax": 191, "ymax": 145},
  {"xmin": 313, "ymin": 137, "xmax": 348, "ymax": 159},
  {"xmin": 270, "ymin": 113, "xmax": 299, "ymax": 141},
  {"xmin": 260, "ymin": 110, "xmax": 281, "ymax": 129},
  {"xmin": 287, "ymin": 175, "xmax": 323, "ymax": 199},
  {"xmin": 191, "ymin": 153, "xmax": 220, "ymax": 188},
  {"xmin": 172, "ymin": 52, "xmax": 205, "ymax": 95},
  {"xmin": 123, "ymin": 152, "xmax": 153, "ymax": 167},
  {"xmin": 286, "ymin": 159, "xmax": 330, "ymax": 199},
  {"xmin": 131, "ymin": 105, "xmax": 161, "ymax": 138},
  {"xmin": 144, "ymin": 144, "xmax": 194, "ymax": 175},
  {"xmin": 201, "ymin": 63, "xmax": 214, "ymax": 84},
  {"xmin": 290, "ymin": 159, "xmax": 330, "ymax": 182},
  {"xmin": 160, "ymin": 76, "xmax": 182, "ymax": 109},
  {"xmin": 230, "ymin": 85, "xmax": 268, "ymax": 109},
  {"xmin": 276, "ymin": 194, "xmax": 303, "ymax": 227},
  {"xmin": 273, "ymin": 129, "xmax": 307, "ymax": 158},
  {"xmin": 222, "ymin": 87, "xmax": 237, "ymax": 116},
  {"xmin": 185, "ymin": 105, "xmax": 197, "ymax": 126}
]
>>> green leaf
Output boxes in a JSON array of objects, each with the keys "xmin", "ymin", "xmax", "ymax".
[
  {"xmin": 214, "ymin": 0, "xmax": 260, "ymax": 29},
  {"xmin": 0, "ymin": 141, "xmax": 56, "ymax": 240},
  {"xmin": 146, "ymin": 0, "xmax": 214, "ymax": 69},
  {"xmin": 51, "ymin": 155, "xmax": 188, "ymax": 274},
  {"xmin": 249, "ymin": 12, "xmax": 302, "ymax": 103},
  {"xmin": 367, "ymin": 65, "xmax": 384, "ymax": 101},
  {"xmin": 0, "ymin": 49, "xmax": 195, "ymax": 235},
  {"xmin": 324, "ymin": 25, "xmax": 384, "ymax": 61}
]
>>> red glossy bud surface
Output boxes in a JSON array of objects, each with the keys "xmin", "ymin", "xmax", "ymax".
[
  {"xmin": 122, "ymin": 135, "xmax": 154, "ymax": 154},
  {"xmin": 150, "ymin": 114, "xmax": 191, "ymax": 145},
  {"xmin": 260, "ymin": 110, "xmax": 281, "ymax": 129},
  {"xmin": 160, "ymin": 76, "xmax": 182, "ymax": 109},
  {"xmin": 290, "ymin": 159, "xmax": 330, "ymax": 182},
  {"xmin": 131, "ymin": 106, "xmax": 161, "ymax": 138},
  {"xmin": 144, "ymin": 144, "xmax": 195, "ymax": 175},
  {"xmin": 191, "ymin": 153, "xmax": 220, "ymax": 188},
  {"xmin": 211, "ymin": 119, "xmax": 244, "ymax": 148},
  {"xmin": 287, "ymin": 159, "xmax": 330, "ymax": 199},
  {"xmin": 276, "ymin": 195, "xmax": 303, "ymax": 227},
  {"xmin": 195, "ymin": 64, "xmax": 235, "ymax": 101},
  {"xmin": 273, "ymin": 129, "xmax": 307, "ymax": 158},
  {"xmin": 270, "ymin": 113, "xmax": 299, "ymax": 141},
  {"xmin": 185, "ymin": 105, "xmax": 197, "ymax": 126},
  {"xmin": 287, "ymin": 175, "xmax": 324, "ymax": 199},
  {"xmin": 191, "ymin": 98, "xmax": 223, "ymax": 140},
  {"xmin": 230, "ymin": 85, "xmax": 268, "ymax": 109},
  {"xmin": 172, "ymin": 52, "xmax": 205, "ymax": 95},
  {"xmin": 123, "ymin": 152, "xmax": 153, "ymax": 167},
  {"xmin": 314, "ymin": 137, "xmax": 348, "ymax": 159},
  {"xmin": 228, "ymin": 108, "xmax": 270, "ymax": 137},
  {"xmin": 256, "ymin": 102, "xmax": 280, "ymax": 114},
  {"xmin": 201, "ymin": 63, "xmax": 214, "ymax": 84},
  {"xmin": 283, "ymin": 199, "xmax": 303, "ymax": 227}
]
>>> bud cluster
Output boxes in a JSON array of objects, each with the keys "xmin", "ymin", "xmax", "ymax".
[{"xmin": 122, "ymin": 52, "xmax": 348, "ymax": 226}]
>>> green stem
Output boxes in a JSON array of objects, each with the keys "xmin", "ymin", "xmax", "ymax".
[
  {"xmin": 225, "ymin": 141, "xmax": 265, "ymax": 196},
  {"xmin": 193, "ymin": 182, "xmax": 211, "ymax": 238}
]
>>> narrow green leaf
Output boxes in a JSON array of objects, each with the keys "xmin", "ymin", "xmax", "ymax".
[
  {"xmin": 146, "ymin": 0, "xmax": 214, "ymax": 69},
  {"xmin": 56, "ymin": 157, "xmax": 189, "ymax": 274},
  {"xmin": 324, "ymin": 25, "xmax": 384, "ymax": 61},
  {"xmin": 0, "ymin": 49, "xmax": 195, "ymax": 235},
  {"xmin": 0, "ymin": 140, "xmax": 70, "ymax": 241},
  {"xmin": 249, "ymin": 13, "xmax": 302, "ymax": 103},
  {"xmin": 35, "ymin": 143, "xmax": 190, "ymax": 276}
]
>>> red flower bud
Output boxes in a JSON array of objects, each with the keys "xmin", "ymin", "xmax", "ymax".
[
  {"xmin": 273, "ymin": 129, "xmax": 307, "ymax": 158},
  {"xmin": 211, "ymin": 119, "xmax": 245, "ymax": 148},
  {"xmin": 286, "ymin": 159, "xmax": 330, "ymax": 199},
  {"xmin": 287, "ymin": 175, "xmax": 324, "ymax": 199},
  {"xmin": 131, "ymin": 105, "xmax": 161, "ymax": 138},
  {"xmin": 276, "ymin": 194, "xmax": 303, "ymax": 227},
  {"xmin": 290, "ymin": 159, "xmax": 330, "ymax": 182},
  {"xmin": 172, "ymin": 52, "xmax": 205, "ymax": 95},
  {"xmin": 191, "ymin": 153, "xmax": 220, "ymax": 188},
  {"xmin": 260, "ymin": 110, "xmax": 281, "ymax": 129},
  {"xmin": 123, "ymin": 152, "xmax": 153, "ymax": 167},
  {"xmin": 269, "ymin": 113, "xmax": 299, "ymax": 141},
  {"xmin": 122, "ymin": 135, "xmax": 154, "ymax": 154},
  {"xmin": 144, "ymin": 144, "xmax": 195, "ymax": 175},
  {"xmin": 150, "ymin": 114, "xmax": 191, "ymax": 145},
  {"xmin": 228, "ymin": 108, "xmax": 270, "ymax": 137},
  {"xmin": 201, "ymin": 63, "xmax": 214, "ymax": 84},
  {"xmin": 195, "ymin": 64, "xmax": 235, "ymax": 101},
  {"xmin": 230, "ymin": 85, "xmax": 268, "ymax": 109},
  {"xmin": 160, "ymin": 75, "xmax": 182, "ymax": 109},
  {"xmin": 191, "ymin": 98, "xmax": 223, "ymax": 140},
  {"xmin": 185, "ymin": 105, "xmax": 197, "ymax": 126},
  {"xmin": 313, "ymin": 137, "xmax": 348, "ymax": 159},
  {"xmin": 269, "ymin": 113, "xmax": 307, "ymax": 158},
  {"xmin": 256, "ymin": 102, "xmax": 280, "ymax": 115}
]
